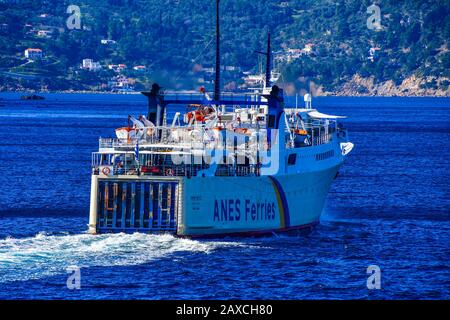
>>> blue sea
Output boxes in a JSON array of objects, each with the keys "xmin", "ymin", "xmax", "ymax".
[{"xmin": 0, "ymin": 93, "xmax": 448, "ymax": 300}]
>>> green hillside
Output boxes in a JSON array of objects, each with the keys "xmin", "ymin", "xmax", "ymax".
[{"xmin": 0, "ymin": 0, "xmax": 449, "ymax": 95}]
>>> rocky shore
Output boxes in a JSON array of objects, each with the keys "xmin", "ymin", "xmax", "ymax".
[
  {"xmin": 1, "ymin": 74, "xmax": 449, "ymax": 97},
  {"xmin": 332, "ymin": 74, "xmax": 450, "ymax": 97}
]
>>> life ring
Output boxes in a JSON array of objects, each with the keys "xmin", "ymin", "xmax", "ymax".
[
  {"xmin": 234, "ymin": 127, "xmax": 249, "ymax": 135},
  {"xmin": 165, "ymin": 168, "xmax": 174, "ymax": 176},
  {"xmin": 102, "ymin": 167, "xmax": 111, "ymax": 176}
]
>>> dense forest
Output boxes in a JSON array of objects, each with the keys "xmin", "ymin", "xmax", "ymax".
[{"xmin": 0, "ymin": 0, "xmax": 449, "ymax": 95}]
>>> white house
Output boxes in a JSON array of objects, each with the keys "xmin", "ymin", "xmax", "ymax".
[
  {"xmin": 82, "ymin": 59, "xmax": 102, "ymax": 71},
  {"xmin": 133, "ymin": 65, "xmax": 146, "ymax": 72},
  {"xmin": 303, "ymin": 43, "xmax": 314, "ymax": 54},
  {"xmin": 108, "ymin": 64, "xmax": 127, "ymax": 72},
  {"xmin": 368, "ymin": 47, "xmax": 381, "ymax": 62},
  {"xmin": 101, "ymin": 39, "xmax": 116, "ymax": 45},
  {"xmin": 24, "ymin": 48, "xmax": 43, "ymax": 60},
  {"xmin": 37, "ymin": 30, "xmax": 53, "ymax": 38}
]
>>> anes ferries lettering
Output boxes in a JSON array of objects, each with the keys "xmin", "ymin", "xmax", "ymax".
[{"xmin": 213, "ymin": 199, "xmax": 276, "ymax": 222}]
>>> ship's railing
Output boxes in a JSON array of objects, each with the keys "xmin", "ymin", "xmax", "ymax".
[
  {"xmin": 92, "ymin": 162, "xmax": 259, "ymax": 178},
  {"xmin": 98, "ymin": 119, "xmax": 336, "ymax": 154},
  {"xmin": 114, "ymin": 164, "xmax": 208, "ymax": 177},
  {"xmin": 99, "ymin": 138, "xmax": 115, "ymax": 149},
  {"xmin": 100, "ymin": 126, "xmax": 219, "ymax": 148},
  {"xmin": 311, "ymin": 132, "xmax": 333, "ymax": 146},
  {"xmin": 289, "ymin": 118, "xmax": 336, "ymax": 146},
  {"xmin": 214, "ymin": 165, "xmax": 259, "ymax": 177},
  {"xmin": 93, "ymin": 146, "xmax": 262, "ymax": 178},
  {"xmin": 99, "ymin": 125, "xmax": 259, "ymax": 152}
]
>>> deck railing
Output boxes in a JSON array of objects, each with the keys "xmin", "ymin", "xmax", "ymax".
[
  {"xmin": 93, "ymin": 163, "xmax": 259, "ymax": 178},
  {"xmin": 311, "ymin": 132, "xmax": 333, "ymax": 146}
]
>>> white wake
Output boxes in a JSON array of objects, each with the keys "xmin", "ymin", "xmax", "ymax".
[{"xmin": 0, "ymin": 232, "xmax": 243, "ymax": 283}]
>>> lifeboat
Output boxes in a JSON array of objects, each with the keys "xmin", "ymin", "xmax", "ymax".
[
  {"xmin": 184, "ymin": 104, "xmax": 215, "ymax": 124},
  {"xmin": 115, "ymin": 116, "xmax": 147, "ymax": 141},
  {"xmin": 115, "ymin": 127, "xmax": 137, "ymax": 141}
]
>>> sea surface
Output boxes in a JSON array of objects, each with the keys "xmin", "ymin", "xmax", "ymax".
[{"xmin": 0, "ymin": 92, "xmax": 448, "ymax": 300}]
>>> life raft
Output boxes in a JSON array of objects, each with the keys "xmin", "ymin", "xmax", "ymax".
[{"xmin": 115, "ymin": 126, "xmax": 137, "ymax": 141}]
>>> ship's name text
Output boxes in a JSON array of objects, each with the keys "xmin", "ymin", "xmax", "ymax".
[{"xmin": 213, "ymin": 199, "xmax": 276, "ymax": 222}]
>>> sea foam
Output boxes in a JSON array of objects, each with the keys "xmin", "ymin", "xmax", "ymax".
[{"xmin": 0, "ymin": 232, "xmax": 243, "ymax": 283}]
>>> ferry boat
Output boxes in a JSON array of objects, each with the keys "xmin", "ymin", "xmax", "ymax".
[
  {"xmin": 20, "ymin": 94, "xmax": 45, "ymax": 101},
  {"xmin": 87, "ymin": 1, "xmax": 353, "ymax": 237}
]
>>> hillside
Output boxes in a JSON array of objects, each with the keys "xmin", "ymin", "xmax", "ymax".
[{"xmin": 0, "ymin": 0, "xmax": 449, "ymax": 95}]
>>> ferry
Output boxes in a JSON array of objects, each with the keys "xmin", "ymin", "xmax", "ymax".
[
  {"xmin": 20, "ymin": 94, "xmax": 45, "ymax": 101},
  {"xmin": 87, "ymin": 1, "xmax": 354, "ymax": 237}
]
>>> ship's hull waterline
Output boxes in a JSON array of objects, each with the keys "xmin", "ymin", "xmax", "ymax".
[{"xmin": 88, "ymin": 163, "xmax": 341, "ymax": 238}]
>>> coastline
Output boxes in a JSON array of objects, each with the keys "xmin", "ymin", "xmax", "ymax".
[{"xmin": 1, "ymin": 90, "xmax": 449, "ymax": 98}]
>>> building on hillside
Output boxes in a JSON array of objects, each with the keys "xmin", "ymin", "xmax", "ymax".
[
  {"xmin": 101, "ymin": 39, "xmax": 116, "ymax": 45},
  {"xmin": 0, "ymin": 23, "xmax": 8, "ymax": 32},
  {"xmin": 303, "ymin": 43, "xmax": 314, "ymax": 53},
  {"xmin": 133, "ymin": 65, "xmax": 146, "ymax": 72},
  {"xmin": 24, "ymin": 48, "xmax": 43, "ymax": 60},
  {"xmin": 108, "ymin": 75, "xmax": 134, "ymax": 92},
  {"xmin": 108, "ymin": 64, "xmax": 127, "ymax": 72},
  {"xmin": 202, "ymin": 67, "xmax": 215, "ymax": 74},
  {"xmin": 275, "ymin": 49, "xmax": 302, "ymax": 63},
  {"xmin": 82, "ymin": 59, "xmax": 102, "ymax": 71},
  {"xmin": 223, "ymin": 65, "xmax": 240, "ymax": 72},
  {"xmin": 243, "ymin": 74, "xmax": 265, "ymax": 87},
  {"xmin": 37, "ymin": 30, "xmax": 53, "ymax": 38},
  {"xmin": 368, "ymin": 47, "xmax": 381, "ymax": 62}
]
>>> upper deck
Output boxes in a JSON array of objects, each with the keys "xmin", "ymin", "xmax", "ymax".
[{"xmin": 91, "ymin": 98, "xmax": 348, "ymax": 178}]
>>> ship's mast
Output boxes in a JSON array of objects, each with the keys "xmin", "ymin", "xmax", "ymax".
[
  {"xmin": 214, "ymin": 0, "xmax": 221, "ymax": 101},
  {"xmin": 265, "ymin": 32, "xmax": 272, "ymax": 89},
  {"xmin": 256, "ymin": 32, "xmax": 273, "ymax": 90}
]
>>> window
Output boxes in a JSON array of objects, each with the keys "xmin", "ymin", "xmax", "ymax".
[
  {"xmin": 267, "ymin": 115, "xmax": 276, "ymax": 128},
  {"xmin": 288, "ymin": 153, "xmax": 297, "ymax": 165},
  {"xmin": 315, "ymin": 150, "xmax": 335, "ymax": 161}
]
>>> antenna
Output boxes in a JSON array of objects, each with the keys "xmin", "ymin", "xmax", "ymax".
[
  {"xmin": 214, "ymin": 0, "xmax": 221, "ymax": 101},
  {"xmin": 265, "ymin": 32, "xmax": 271, "ymax": 88}
]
